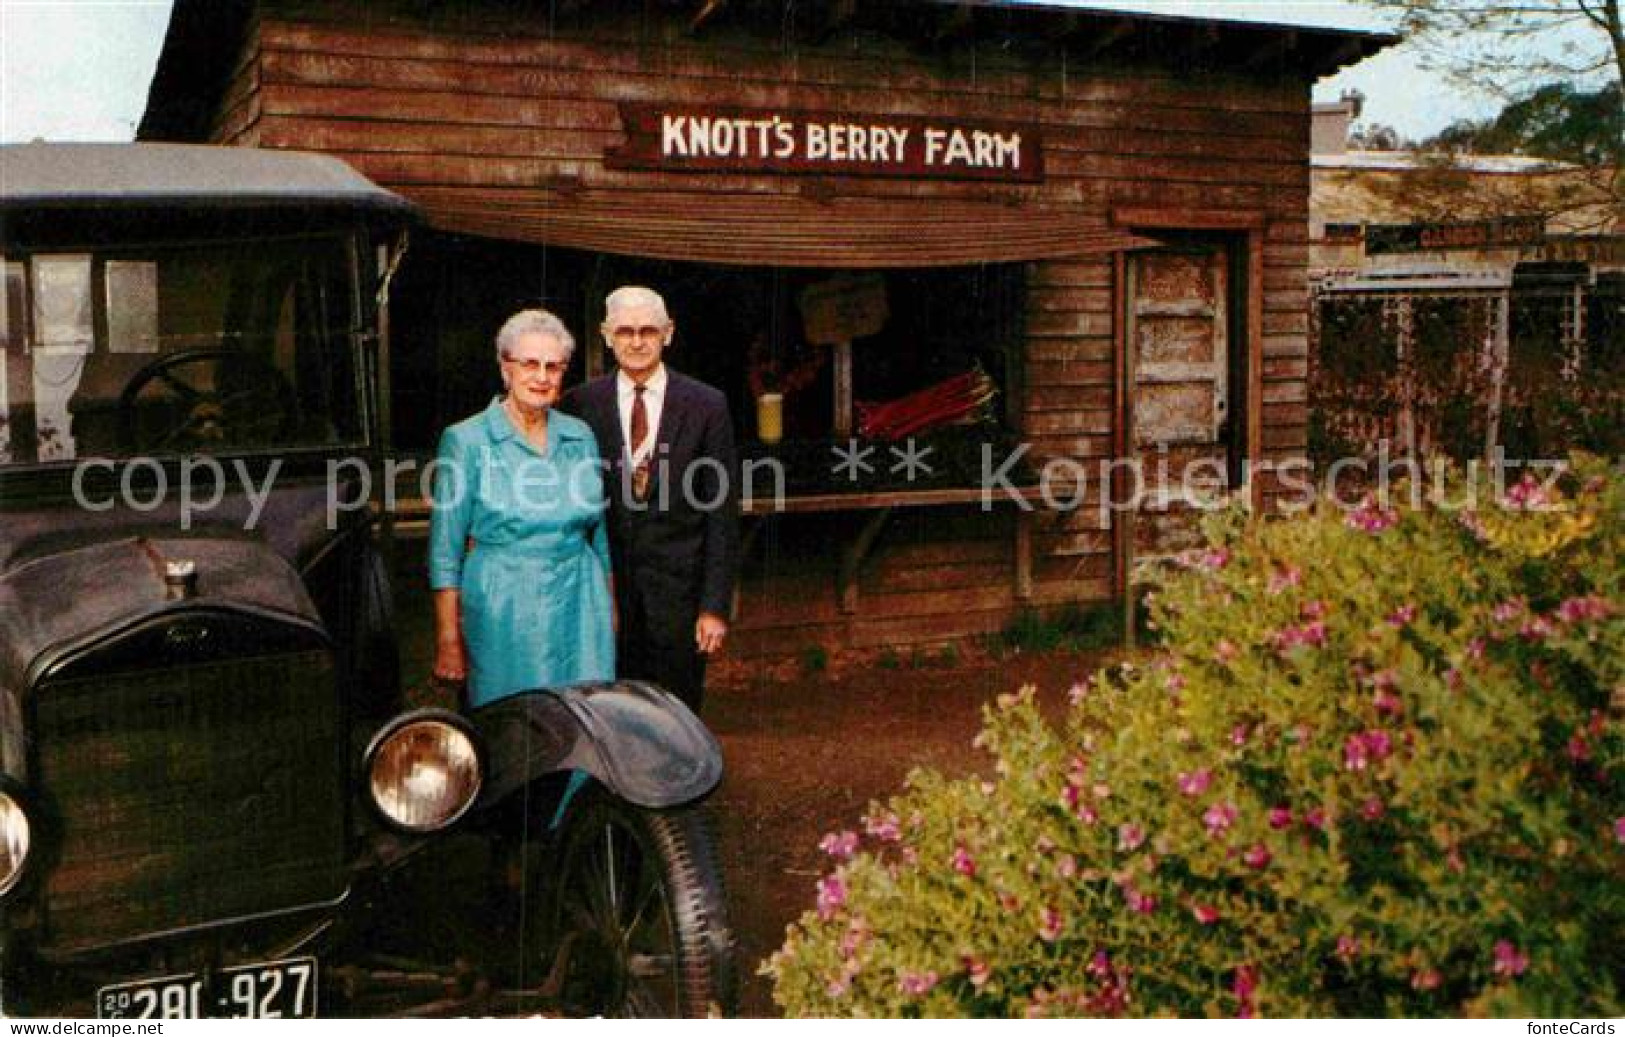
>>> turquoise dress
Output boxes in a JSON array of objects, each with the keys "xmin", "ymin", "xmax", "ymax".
[{"xmin": 428, "ymin": 398, "xmax": 615, "ymax": 707}]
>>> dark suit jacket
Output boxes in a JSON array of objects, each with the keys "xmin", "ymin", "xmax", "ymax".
[{"xmin": 561, "ymin": 369, "xmax": 740, "ymax": 633}]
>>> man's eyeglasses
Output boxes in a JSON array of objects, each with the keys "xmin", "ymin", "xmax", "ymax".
[{"xmin": 608, "ymin": 325, "xmax": 668, "ymax": 346}]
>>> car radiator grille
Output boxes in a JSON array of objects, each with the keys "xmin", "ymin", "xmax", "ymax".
[{"xmin": 34, "ymin": 651, "xmax": 348, "ymax": 956}]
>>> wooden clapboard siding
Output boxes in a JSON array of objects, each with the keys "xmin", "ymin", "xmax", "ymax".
[{"xmin": 212, "ymin": 2, "xmax": 1317, "ymax": 653}]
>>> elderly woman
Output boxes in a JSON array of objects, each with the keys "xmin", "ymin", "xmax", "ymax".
[{"xmin": 429, "ymin": 308, "xmax": 614, "ymax": 707}]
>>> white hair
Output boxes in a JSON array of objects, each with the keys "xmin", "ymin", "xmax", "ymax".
[
  {"xmin": 603, "ymin": 285, "xmax": 671, "ymax": 326},
  {"xmin": 495, "ymin": 308, "xmax": 575, "ymax": 364}
]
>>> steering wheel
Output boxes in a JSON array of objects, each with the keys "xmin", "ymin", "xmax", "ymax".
[{"xmin": 118, "ymin": 347, "xmax": 298, "ymax": 452}]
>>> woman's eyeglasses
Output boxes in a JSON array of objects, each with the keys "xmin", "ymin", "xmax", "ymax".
[{"xmin": 502, "ymin": 354, "xmax": 566, "ymax": 376}]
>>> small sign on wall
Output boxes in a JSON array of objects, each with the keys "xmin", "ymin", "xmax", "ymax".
[
  {"xmin": 608, "ymin": 104, "xmax": 1043, "ymax": 182},
  {"xmin": 799, "ymin": 273, "xmax": 889, "ymax": 346}
]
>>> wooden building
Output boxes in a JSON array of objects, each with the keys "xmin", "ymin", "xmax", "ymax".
[
  {"xmin": 1307, "ymin": 98, "xmax": 1624, "ymax": 462},
  {"xmin": 139, "ymin": 0, "xmax": 1390, "ymax": 657}
]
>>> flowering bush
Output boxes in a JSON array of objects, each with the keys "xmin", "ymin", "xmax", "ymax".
[{"xmin": 766, "ymin": 456, "xmax": 1624, "ymax": 1017}]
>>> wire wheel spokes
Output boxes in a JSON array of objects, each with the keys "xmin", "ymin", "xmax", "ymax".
[{"xmin": 560, "ymin": 814, "xmax": 680, "ymax": 1017}]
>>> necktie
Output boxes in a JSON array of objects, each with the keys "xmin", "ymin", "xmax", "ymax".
[{"xmin": 630, "ymin": 385, "xmax": 650, "ymax": 500}]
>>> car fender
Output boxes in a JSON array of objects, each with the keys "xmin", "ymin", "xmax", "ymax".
[{"xmin": 468, "ymin": 681, "xmax": 722, "ymax": 811}]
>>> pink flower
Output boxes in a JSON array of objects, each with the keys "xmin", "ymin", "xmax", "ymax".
[
  {"xmin": 1466, "ymin": 637, "xmax": 1487, "ymax": 661},
  {"xmin": 1363, "ymin": 729, "xmax": 1393, "ymax": 760},
  {"xmin": 1359, "ymin": 797, "xmax": 1386, "ymax": 822},
  {"xmin": 1556, "ymin": 595, "xmax": 1615, "ymax": 625},
  {"xmin": 1067, "ymin": 680, "xmax": 1091, "ymax": 705},
  {"xmin": 1230, "ymin": 724, "xmax": 1251, "ymax": 747},
  {"xmin": 1303, "ymin": 807, "xmax": 1328, "ymax": 830},
  {"xmin": 819, "ymin": 830, "xmax": 859, "ymax": 859},
  {"xmin": 1614, "ymin": 817, "xmax": 1625, "ymax": 844},
  {"xmin": 1242, "ymin": 843, "xmax": 1272, "ymax": 870},
  {"xmin": 1267, "ymin": 805, "xmax": 1294, "ymax": 830},
  {"xmin": 1199, "ymin": 547, "xmax": 1231, "ymax": 570},
  {"xmin": 1093, "ymin": 782, "xmax": 1113, "ymax": 800},
  {"xmin": 1492, "ymin": 597, "xmax": 1528, "ymax": 624},
  {"xmin": 1117, "ymin": 823, "xmax": 1147, "ymax": 853},
  {"xmin": 1215, "ymin": 639, "xmax": 1239, "ymax": 664},
  {"xmin": 963, "ymin": 956, "xmax": 991, "ymax": 989},
  {"xmin": 1411, "ymin": 968, "xmax": 1442, "ymax": 991},
  {"xmin": 862, "ymin": 811, "xmax": 901, "ymax": 842},
  {"xmin": 1386, "ymin": 603, "xmax": 1418, "ymax": 627},
  {"xmin": 1191, "ymin": 902, "xmax": 1220, "ymax": 925},
  {"xmin": 1519, "ymin": 616, "xmax": 1556, "ymax": 642},
  {"xmin": 1165, "ymin": 671, "xmax": 1187, "ymax": 693},
  {"xmin": 1123, "ymin": 885, "xmax": 1158, "ymax": 914},
  {"xmin": 1372, "ymin": 687, "xmax": 1403, "ymax": 716},
  {"xmin": 1301, "ymin": 599, "xmax": 1329, "ymax": 621},
  {"xmin": 1055, "ymin": 854, "xmax": 1078, "ymax": 879},
  {"xmin": 952, "ymin": 845, "xmax": 977, "ymax": 877},
  {"xmin": 1336, "ymin": 935, "xmax": 1359, "ymax": 962},
  {"xmin": 839, "ymin": 915, "xmax": 870, "ymax": 956},
  {"xmin": 1503, "ymin": 474, "xmax": 1551, "ymax": 510},
  {"xmin": 1345, "ymin": 730, "xmax": 1393, "ymax": 771},
  {"xmin": 1458, "ymin": 510, "xmax": 1488, "ymax": 541},
  {"xmin": 1203, "ymin": 802, "xmax": 1239, "ymax": 836},
  {"xmin": 816, "ymin": 875, "xmax": 847, "ymax": 920},
  {"xmin": 1344, "ymin": 734, "xmax": 1371, "ymax": 771},
  {"xmin": 1492, "ymin": 940, "xmax": 1528, "ymax": 978},
  {"xmin": 826, "ymin": 975, "xmax": 851, "ymax": 998},
  {"xmin": 1267, "ymin": 564, "xmax": 1303, "ymax": 595},
  {"xmin": 1567, "ymin": 732, "xmax": 1591, "ymax": 762},
  {"xmin": 1232, "ymin": 963, "xmax": 1260, "ymax": 1010},
  {"xmin": 898, "ymin": 970, "xmax": 939, "ymax": 997},
  {"xmin": 1087, "ymin": 951, "xmax": 1114, "ymax": 978},
  {"xmin": 1038, "ymin": 906, "xmax": 1064, "ymax": 942},
  {"xmin": 1273, "ymin": 620, "xmax": 1328, "ymax": 653},
  {"xmin": 1177, "ymin": 769, "xmax": 1213, "ymax": 797},
  {"xmin": 1345, "ymin": 496, "xmax": 1399, "ymax": 533}
]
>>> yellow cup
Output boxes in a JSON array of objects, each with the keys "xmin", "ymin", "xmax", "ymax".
[{"xmin": 757, "ymin": 393, "xmax": 784, "ymax": 445}]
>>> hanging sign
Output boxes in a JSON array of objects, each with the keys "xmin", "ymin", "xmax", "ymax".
[
  {"xmin": 1367, "ymin": 217, "xmax": 1546, "ymax": 254},
  {"xmin": 607, "ymin": 104, "xmax": 1043, "ymax": 182},
  {"xmin": 799, "ymin": 273, "xmax": 890, "ymax": 345}
]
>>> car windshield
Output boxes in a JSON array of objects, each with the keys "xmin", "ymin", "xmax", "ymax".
[{"xmin": 0, "ymin": 234, "xmax": 363, "ymax": 465}]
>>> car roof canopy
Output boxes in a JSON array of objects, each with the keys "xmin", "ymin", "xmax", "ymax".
[{"xmin": 0, "ymin": 142, "xmax": 417, "ymax": 234}]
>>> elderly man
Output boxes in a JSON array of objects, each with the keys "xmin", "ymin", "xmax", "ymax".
[{"xmin": 561, "ymin": 285, "xmax": 739, "ymax": 713}]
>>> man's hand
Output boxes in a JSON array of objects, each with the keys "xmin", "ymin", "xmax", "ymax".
[{"xmin": 695, "ymin": 611, "xmax": 728, "ymax": 655}]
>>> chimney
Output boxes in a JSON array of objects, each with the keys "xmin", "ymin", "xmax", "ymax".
[{"xmin": 1311, "ymin": 89, "xmax": 1364, "ymax": 156}]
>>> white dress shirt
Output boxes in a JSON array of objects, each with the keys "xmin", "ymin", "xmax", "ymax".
[{"xmin": 616, "ymin": 364, "xmax": 668, "ymax": 468}]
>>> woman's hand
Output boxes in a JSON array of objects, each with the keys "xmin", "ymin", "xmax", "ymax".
[
  {"xmin": 433, "ymin": 638, "xmax": 467, "ymax": 682},
  {"xmin": 432, "ymin": 588, "xmax": 467, "ymax": 682}
]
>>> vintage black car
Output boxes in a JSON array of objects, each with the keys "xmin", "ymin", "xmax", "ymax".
[{"xmin": 0, "ymin": 143, "xmax": 735, "ymax": 1018}]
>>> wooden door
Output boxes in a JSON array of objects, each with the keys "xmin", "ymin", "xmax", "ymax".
[{"xmin": 1127, "ymin": 247, "xmax": 1235, "ymax": 558}]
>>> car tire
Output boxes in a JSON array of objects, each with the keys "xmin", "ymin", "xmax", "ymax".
[{"xmin": 541, "ymin": 791, "xmax": 738, "ymax": 1018}]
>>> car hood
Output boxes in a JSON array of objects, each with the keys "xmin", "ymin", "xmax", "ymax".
[{"xmin": 0, "ymin": 535, "xmax": 322, "ymax": 697}]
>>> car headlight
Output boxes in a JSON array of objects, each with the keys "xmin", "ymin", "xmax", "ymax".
[
  {"xmin": 0, "ymin": 790, "xmax": 31, "ymax": 897},
  {"xmin": 365, "ymin": 712, "xmax": 483, "ymax": 833}
]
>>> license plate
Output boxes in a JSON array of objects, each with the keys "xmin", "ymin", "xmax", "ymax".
[{"xmin": 98, "ymin": 956, "xmax": 317, "ymax": 1019}]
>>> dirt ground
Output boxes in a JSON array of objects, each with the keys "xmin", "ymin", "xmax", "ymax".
[{"xmin": 703, "ymin": 648, "xmax": 1099, "ymax": 1017}]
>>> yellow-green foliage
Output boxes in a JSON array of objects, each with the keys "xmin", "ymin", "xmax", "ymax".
[{"xmin": 767, "ymin": 457, "xmax": 1624, "ymax": 1017}]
